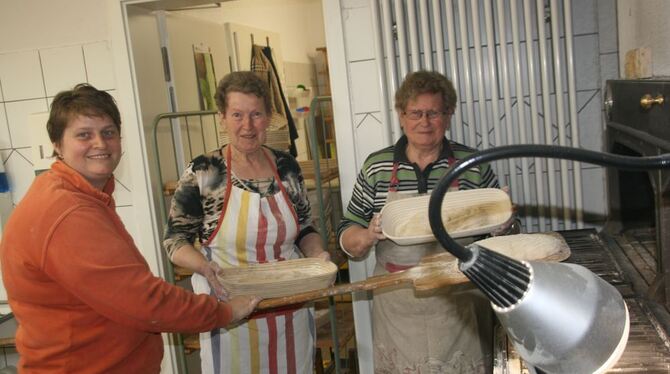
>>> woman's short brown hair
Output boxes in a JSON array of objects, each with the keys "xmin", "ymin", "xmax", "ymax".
[
  {"xmin": 394, "ymin": 70, "xmax": 457, "ymax": 113},
  {"xmin": 214, "ymin": 71, "xmax": 272, "ymax": 115},
  {"xmin": 47, "ymin": 84, "xmax": 121, "ymax": 156}
]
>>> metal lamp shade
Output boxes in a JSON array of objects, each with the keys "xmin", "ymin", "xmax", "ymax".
[{"xmin": 493, "ymin": 261, "xmax": 630, "ymax": 374}]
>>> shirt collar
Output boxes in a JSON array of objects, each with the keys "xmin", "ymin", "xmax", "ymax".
[
  {"xmin": 393, "ymin": 135, "xmax": 454, "ymax": 163},
  {"xmin": 51, "ymin": 160, "xmax": 115, "ymax": 206}
]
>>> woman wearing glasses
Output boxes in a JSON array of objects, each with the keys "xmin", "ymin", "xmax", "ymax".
[
  {"xmin": 164, "ymin": 71, "xmax": 329, "ymax": 373},
  {"xmin": 338, "ymin": 70, "xmax": 499, "ymax": 373}
]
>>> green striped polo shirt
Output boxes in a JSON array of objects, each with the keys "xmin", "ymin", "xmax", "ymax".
[{"xmin": 337, "ymin": 135, "xmax": 499, "ymax": 237}]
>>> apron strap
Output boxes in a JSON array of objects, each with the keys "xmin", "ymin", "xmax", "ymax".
[
  {"xmin": 384, "ymin": 262, "xmax": 415, "ymax": 273},
  {"xmin": 202, "ymin": 146, "xmax": 236, "ymax": 247},
  {"xmin": 261, "ymin": 148, "xmax": 299, "ymax": 229},
  {"xmin": 389, "ymin": 162, "xmax": 400, "ymax": 192},
  {"xmin": 206, "ymin": 146, "xmax": 300, "ymax": 246},
  {"xmin": 390, "ymin": 157, "xmax": 460, "ymax": 193}
]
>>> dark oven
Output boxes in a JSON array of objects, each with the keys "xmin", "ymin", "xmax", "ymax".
[
  {"xmin": 605, "ymin": 79, "xmax": 670, "ymax": 308},
  {"xmin": 493, "ymin": 80, "xmax": 670, "ymax": 372}
]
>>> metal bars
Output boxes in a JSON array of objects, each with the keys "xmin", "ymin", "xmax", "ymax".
[{"xmin": 369, "ymin": 0, "xmax": 583, "ymax": 232}]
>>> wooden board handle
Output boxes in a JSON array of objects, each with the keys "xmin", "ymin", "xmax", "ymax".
[{"xmin": 257, "ymin": 271, "xmax": 409, "ymax": 309}]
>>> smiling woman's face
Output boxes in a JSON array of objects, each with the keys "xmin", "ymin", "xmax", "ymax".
[
  {"xmin": 400, "ymin": 93, "xmax": 451, "ymax": 151},
  {"xmin": 54, "ymin": 114, "xmax": 122, "ymax": 190},
  {"xmin": 221, "ymin": 92, "xmax": 270, "ymax": 155}
]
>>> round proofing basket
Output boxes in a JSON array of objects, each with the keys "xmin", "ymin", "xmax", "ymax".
[
  {"xmin": 381, "ymin": 188, "xmax": 513, "ymax": 245},
  {"xmin": 219, "ymin": 258, "xmax": 338, "ymax": 299},
  {"xmin": 474, "ymin": 232, "xmax": 571, "ymax": 263}
]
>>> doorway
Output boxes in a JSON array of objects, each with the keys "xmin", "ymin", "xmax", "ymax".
[{"xmin": 122, "ymin": 1, "xmax": 351, "ymax": 373}]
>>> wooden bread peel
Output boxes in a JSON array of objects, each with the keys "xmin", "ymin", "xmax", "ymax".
[{"xmin": 257, "ymin": 232, "xmax": 571, "ymax": 309}]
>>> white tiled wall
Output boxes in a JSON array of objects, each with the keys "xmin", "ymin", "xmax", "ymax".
[
  {"xmin": 0, "ymin": 41, "xmax": 132, "ymax": 207},
  {"xmin": 354, "ymin": 112, "xmax": 386, "ymax": 164},
  {"xmin": 617, "ymin": 0, "xmax": 670, "ymax": 77},
  {"xmin": 0, "ymin": 105, "xmax": 8, "ymax": 149},
  {"xmin": 341, "ymin": 3, "xmax": 375, "ymax": 62},
  {"xmin": 349, "ymin": 60, "xmax": 381, "ymax": 115},
  {"xmin": 83, "ymin": 42, "xmax": 116, "ymax": 91},
  {"xmin": 5, "ymin": 99, "xmax": 48, "ymax": 150},
  {"xmin": 0, "ymin": 50, "xmax": 44, "ymax": 101},
  {"xmin": 40, "ymin": 45, "xmax": 88, "ymax": 97}
]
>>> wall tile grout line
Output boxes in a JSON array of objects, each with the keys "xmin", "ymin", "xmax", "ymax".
[
  {"xmin": 37, "ymin": 49, "xmax": 48, "ymax": 99},
  {"xmin": 1, "ymin": 97, "xmax": 52, "ymax": 104},
  {"xmin": 82, "ymin": 45, "xmax": 89, "ymax": 84},
  {"xmin": 1, "ymin": 101, "xmax": 10, "ymax": 148}
]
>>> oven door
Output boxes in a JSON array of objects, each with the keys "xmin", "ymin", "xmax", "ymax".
[{"xmin": 605, "ymin": 79, "xmax": 670, "ymax": 309}]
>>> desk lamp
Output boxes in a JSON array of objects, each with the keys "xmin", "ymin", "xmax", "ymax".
[{"xmin": 428, "ymin": 145, "xmax": 670, "ymax": 373}]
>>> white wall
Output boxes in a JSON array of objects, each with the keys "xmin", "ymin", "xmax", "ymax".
[
  {"xmin": 0, "ymin": 1, "xmax": 108, "ymax": 52},
  {"xmin": 165, "ymin": 12, "xmax": 231, "ymax": 112},
  {"xmin": 618, "ymin": 0, "xmax": 670, "ymax": 77},
  {"xmin": 186, "ymin": 0, "xmax": 325, "ymax": 64},
  {"xmin": 145, "ymin": 10, "xmax": 229, "ymax": 184}
]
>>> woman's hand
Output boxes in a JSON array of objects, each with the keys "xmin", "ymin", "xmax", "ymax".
[
  {"xmin": 200, "ymin": 261, "xmax": 229, "ymax": 301},
  {"xmin": 227, "ymin": 295, "xmax": 262, "ymax": 325},
  {"xmin": 340, "ymin": 213, "xmax": 386, "ymax": 258},
  {"xmin": 367, "ymin": 213, "xmax": 386, "ymax": 245},
  {"xmin": 315, "ymin": 250, "xmax": 331, "ymax": 262},
  {"xmin": 171, "ymin": 245, "xmax": 230, "ymax": 299},
  {"xmin": 299, "ymin": 232, "xmax": 331, "ymax": 262}
]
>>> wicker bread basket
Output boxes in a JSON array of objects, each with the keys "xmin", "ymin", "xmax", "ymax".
[
  {"xmin": 219, "ymin": 258, "xmax": 338, "ymax": 298},
  {"xmin": 381, "ymin": 188, "xmax": 513, "ymax": 245}
]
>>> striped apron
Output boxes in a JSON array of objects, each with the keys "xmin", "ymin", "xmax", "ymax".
[{"xmin": 193, "ymin": 146, "xmax": 315, "ymax": 374}]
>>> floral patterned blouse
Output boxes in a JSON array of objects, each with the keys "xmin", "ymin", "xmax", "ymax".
[{"xmin": 163, "ymin": 146, "xmax": 316, "ymax": 258}]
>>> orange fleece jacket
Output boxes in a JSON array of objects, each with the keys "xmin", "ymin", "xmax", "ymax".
[{"xmin": 0, "ymin": 161, "xmax": 232, "ymax": 373}]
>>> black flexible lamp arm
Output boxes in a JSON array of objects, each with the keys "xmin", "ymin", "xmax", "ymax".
[
  {"xmin": 428, "ymin": 144, "xmax": 670, "ymax": 308},
  {"xmin": 429, "ymin": 144, "xmax": 670, "ymax": 261}
]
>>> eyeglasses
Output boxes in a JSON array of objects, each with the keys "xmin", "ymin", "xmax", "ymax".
[
  {"xmin": 227, "ymin": 111, "xmax": 267, "ymax": 122},
  {"xmin": 402, "ymin": 110, "xmax": 449, "ymax": 121}
]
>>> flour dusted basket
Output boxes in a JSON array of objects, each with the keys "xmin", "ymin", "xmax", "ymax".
[
  {"xmin": 381, "ymin": 188, "xmax": 513, "ymax": 245},
  {"xmin": 219, "ymin": 258, "xmax": 338, "ymax": 299}
]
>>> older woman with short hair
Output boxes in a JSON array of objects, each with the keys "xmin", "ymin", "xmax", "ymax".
[
  {"xmin": 338, "ymin": 70, "xmax": 499, "ymax": 373},
  {"xmin": 164, "ymin": 71, "xmax": 329, "ymax": 373}
]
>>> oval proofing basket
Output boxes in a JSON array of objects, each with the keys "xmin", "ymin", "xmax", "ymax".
[
  {"xmin": 381, "ymin": 188, "xmax": 513, "ymax": 245},
  {"xmin": 219, "ymin": 258, "xmax": 338, "ymax": 298}
]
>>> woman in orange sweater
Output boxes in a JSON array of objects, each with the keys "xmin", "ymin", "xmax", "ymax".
[{"xmin": 0, "ymin": 84, "xmax": 261, "ymax": 373}]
